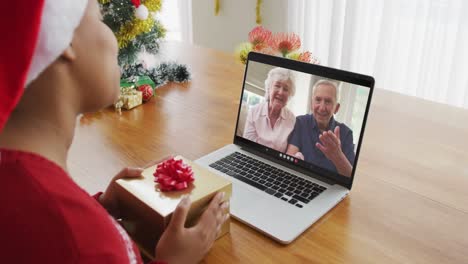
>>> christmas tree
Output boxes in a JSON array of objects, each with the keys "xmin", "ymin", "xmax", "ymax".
[
  {"xmin": 99, "ymin": 0, "xmax": 165, "ymax": 67},
  {"xmin": 99, "ymin": 0, "xmax": 190, "ymax": 88}
]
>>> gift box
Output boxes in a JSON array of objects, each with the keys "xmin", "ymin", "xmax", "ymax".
[
  {"xmin": 115, "ymin": 156, "xmax": 232, "ymax": 259},
  {"xmin": 114, "ymin": 87, "xmax": 143, "ymax": 111}
]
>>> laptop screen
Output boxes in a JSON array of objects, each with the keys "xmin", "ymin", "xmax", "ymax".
[{"xmin": 234, "ymin": 52, "xmax": 374, "ymax": 188}]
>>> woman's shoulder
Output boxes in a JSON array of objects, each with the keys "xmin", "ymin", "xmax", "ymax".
[
  {"xmin": 250, "ymin": 101, "xmax": 266, "ymax": 110},
  {"xmin": 0, "ymin": 149, "xmax": 81, "ymax": 262},
  {"xmin": 0, "ymin": 148, "xmax": 68, "ymax": 183},
  {"xmin": 282, "ymin": 107, "xmax": 295, "ymax": 118},
  {"xmin": 0, "ymin": 148, "xmax": 143, "ymax": 263},
  {"xmin": 247, "ymin": 101, "xmax": 267, "ymax": 117},
  {"xmin": 0, "ymin": 149, "xmax": 94, "ymax": 213}
]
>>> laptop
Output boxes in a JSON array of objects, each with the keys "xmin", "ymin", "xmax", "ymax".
[{"xmin": 195, "ymin": 52, "xmax": 374, "ymax": 244}]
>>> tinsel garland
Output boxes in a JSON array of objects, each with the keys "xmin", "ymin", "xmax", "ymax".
[
  {"xmin": 116, "ymin": 16, "xmax": 155, "ymax": 49},
  {"xmin": 122, "ymin": 62, "xmax": 191, "ymax": 88},
  {"xmin": 142, "ymin": 0, "xmax": 162, "ymax": 12},
  {"xmin": 99, "ymin": 0, "xmax": 165, "ymax": 66},
  {"xmin": 110, "ymin": 0, "xmax": 162, "ymax": 49}
]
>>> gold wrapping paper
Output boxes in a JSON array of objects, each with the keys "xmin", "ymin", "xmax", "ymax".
[{"xmin": 115, "ymin": 156, "xmax": 232, "ymax": 259}]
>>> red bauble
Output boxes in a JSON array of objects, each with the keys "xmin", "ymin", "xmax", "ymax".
[
  {"xmin": 138, "ymin": 84, "xmax": 154, "ymax": 102},
  {"xmin": 131, "ymin": 0, "xmax": 141, "ymax": 8}
]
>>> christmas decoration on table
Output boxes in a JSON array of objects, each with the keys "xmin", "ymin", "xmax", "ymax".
[
  {"xmin": 138, "ymin": 84, "xmax": 154, "ymax": 102},
  {"xmin": 98, "ymin": 0, "xmax": 191, "ymax": 91},
  {"xmin": 114, "ymin": 86, "xmax": 143, "ymax": 113},
  {"xmin": 235, "ymin": 26, "xmax": 320, "ymax": 65},
  {"xmin": 153, "ymin": 158, "xmax": 195, "ymax": 192},
  {"xmin": 114, "ymin": 75, "xmax": 155, "ymax": 113},
  {"xmin": 121, "ymin": 62, "xmax": 191, "ymax": 88}
]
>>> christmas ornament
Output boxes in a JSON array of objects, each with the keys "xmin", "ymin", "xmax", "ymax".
[
  {"xmin": 138, "ymin": 84, "xmax": 154, "ymax": 102},
  {"xmin": 154, "ymin": 158, "xmax": 195, "ymax": 192},
  {"xmin": 131, "ymin": 0, "xmax": 141, "ymax": 7},
  {"xmin": 135, "ymin": 4, "xmax": 149, "ymax": 20}
]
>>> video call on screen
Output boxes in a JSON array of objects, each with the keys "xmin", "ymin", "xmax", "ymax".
[{"xmin": 236, "ymin": 61, "xmax": 371, "ymax": 178}]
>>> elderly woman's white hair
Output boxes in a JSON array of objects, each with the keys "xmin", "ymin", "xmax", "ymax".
[{"xmin": 264, "ymin": 67, "xmax": 296, "ymax": 101}]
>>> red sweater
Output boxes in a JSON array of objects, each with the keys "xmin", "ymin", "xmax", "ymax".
[{"xmin": 0, "ymin": 149, "xmax": 161, "ymax": 263}]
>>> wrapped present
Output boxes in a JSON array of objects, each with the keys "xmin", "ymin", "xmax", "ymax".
[
  {"xmin": 115, "ymin": 156, "xmax": 232, "ymax": 259},
  {"xmin": 114, "ymin": 87, "xmax": 143, "ymax": 112}
]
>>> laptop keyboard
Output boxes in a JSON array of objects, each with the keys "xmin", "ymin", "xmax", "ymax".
[{"xmin": 209, "ymin": 152, "xmax": 327, "ymax": 208}]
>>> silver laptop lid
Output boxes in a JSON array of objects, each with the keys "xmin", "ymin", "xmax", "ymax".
[{"xmin": 233, "ymin": 52, "xmax": 374, "ymax": 190}]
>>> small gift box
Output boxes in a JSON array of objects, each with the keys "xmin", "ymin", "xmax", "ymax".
[
  {"xmin": 115, "ymin": 156, "xmax": 232, "ymax": 259},
  {"xmin": 114, "ymin": 87, "xmax": 143, "ymax": 112}
]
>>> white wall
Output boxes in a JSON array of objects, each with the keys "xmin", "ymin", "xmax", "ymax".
[{"xmin": 191, "ymin": 0, "xmax": 288, "ymax": 52}]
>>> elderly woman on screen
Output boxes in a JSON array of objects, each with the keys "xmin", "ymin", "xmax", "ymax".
[{"xmin": 243, "ymin": 67, "xmax": 296, "ymax": 152}]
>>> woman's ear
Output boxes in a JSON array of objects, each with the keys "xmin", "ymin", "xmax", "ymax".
[{"xmin": 61, "ymin": 44, "xmax": 76, "ymax": 61}]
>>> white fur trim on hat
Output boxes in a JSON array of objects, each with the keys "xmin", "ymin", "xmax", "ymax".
[{"xmin": 26, "ymin": 0, "xmax": 88, "ymax": 87}]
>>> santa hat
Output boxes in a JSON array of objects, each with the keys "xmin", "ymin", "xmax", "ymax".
[{"xmin": 0, "ymin": 0, "xmax": 88, "ymax": 132}]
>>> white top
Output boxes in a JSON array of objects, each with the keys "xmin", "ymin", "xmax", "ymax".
[{"xmin": 243, "ymin": 101, "xmax": 296, "ymax": 152}]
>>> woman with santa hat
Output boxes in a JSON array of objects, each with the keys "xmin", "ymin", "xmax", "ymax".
[{"xmin": 0, "ymin": 1, "xmax": 228, "ymax": 263}]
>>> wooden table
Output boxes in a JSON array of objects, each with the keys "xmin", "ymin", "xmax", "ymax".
[{"xmin": 69, "ymin": 42, "xmax": 468, "ymax": 263}]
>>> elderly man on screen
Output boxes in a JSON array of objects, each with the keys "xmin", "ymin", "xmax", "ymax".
[
  {"xmin": 243, "ymin": 67, "xmax": 296, "ymax": 152},
  {"xmin": 286, "ymin": 80, "xmax": 355, "ymax": 177}
]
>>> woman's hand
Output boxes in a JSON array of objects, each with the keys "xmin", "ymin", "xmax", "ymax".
[
  {"xmin": 98, "ymin": 167, "xmax": 144, "ymax": 218},
  {"xmin": 155, "ymin": 192, "xmax": 229, "ymax": 264},
  {"xmin": 99, "ymin": 157, "xmax": 172, "ymax": 218}
]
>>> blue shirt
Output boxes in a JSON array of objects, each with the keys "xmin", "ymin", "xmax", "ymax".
[{"xmin": 288, "ymin": 114, "xmax": 355, "ymax": 173}]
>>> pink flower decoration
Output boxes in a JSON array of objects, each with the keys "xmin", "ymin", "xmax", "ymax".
[
  {"xmin": 298, "ymin": 51, "xmax": 311, "ymax": 63},
  {"xmin": 269, "ymin": 32, "xmax": 301, "ymax": 56},
  {"xmin": 309, "ymin": 56, "xmax": 320, "ymax": 65},
  {"xmin": 256, "ymin": 46, "xmax": 277, "ymax": 56},
  {"xmin": 236, "ymin": 26, "xmax": 318, "ymax": 64},
  {"xmin": 248, "ymin": 26, "xmax": 272, "ymax": 51}
]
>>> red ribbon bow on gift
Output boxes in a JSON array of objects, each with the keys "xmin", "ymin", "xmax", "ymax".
[{"xmin": 154, "ymin": 158, "xmax": 195, "ymax": 192}]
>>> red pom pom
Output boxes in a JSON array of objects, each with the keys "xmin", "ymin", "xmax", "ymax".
[
  {"xmin": 153, "ymin": 158, "xmax": 195, "ymax": 192},
  {"xmin": 138, "ymin": 84, "xmax": 154, "ymax": 102},
  {"xmin": 131, "ymin": 0, "xmax": 141, "ymax": 8}
]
